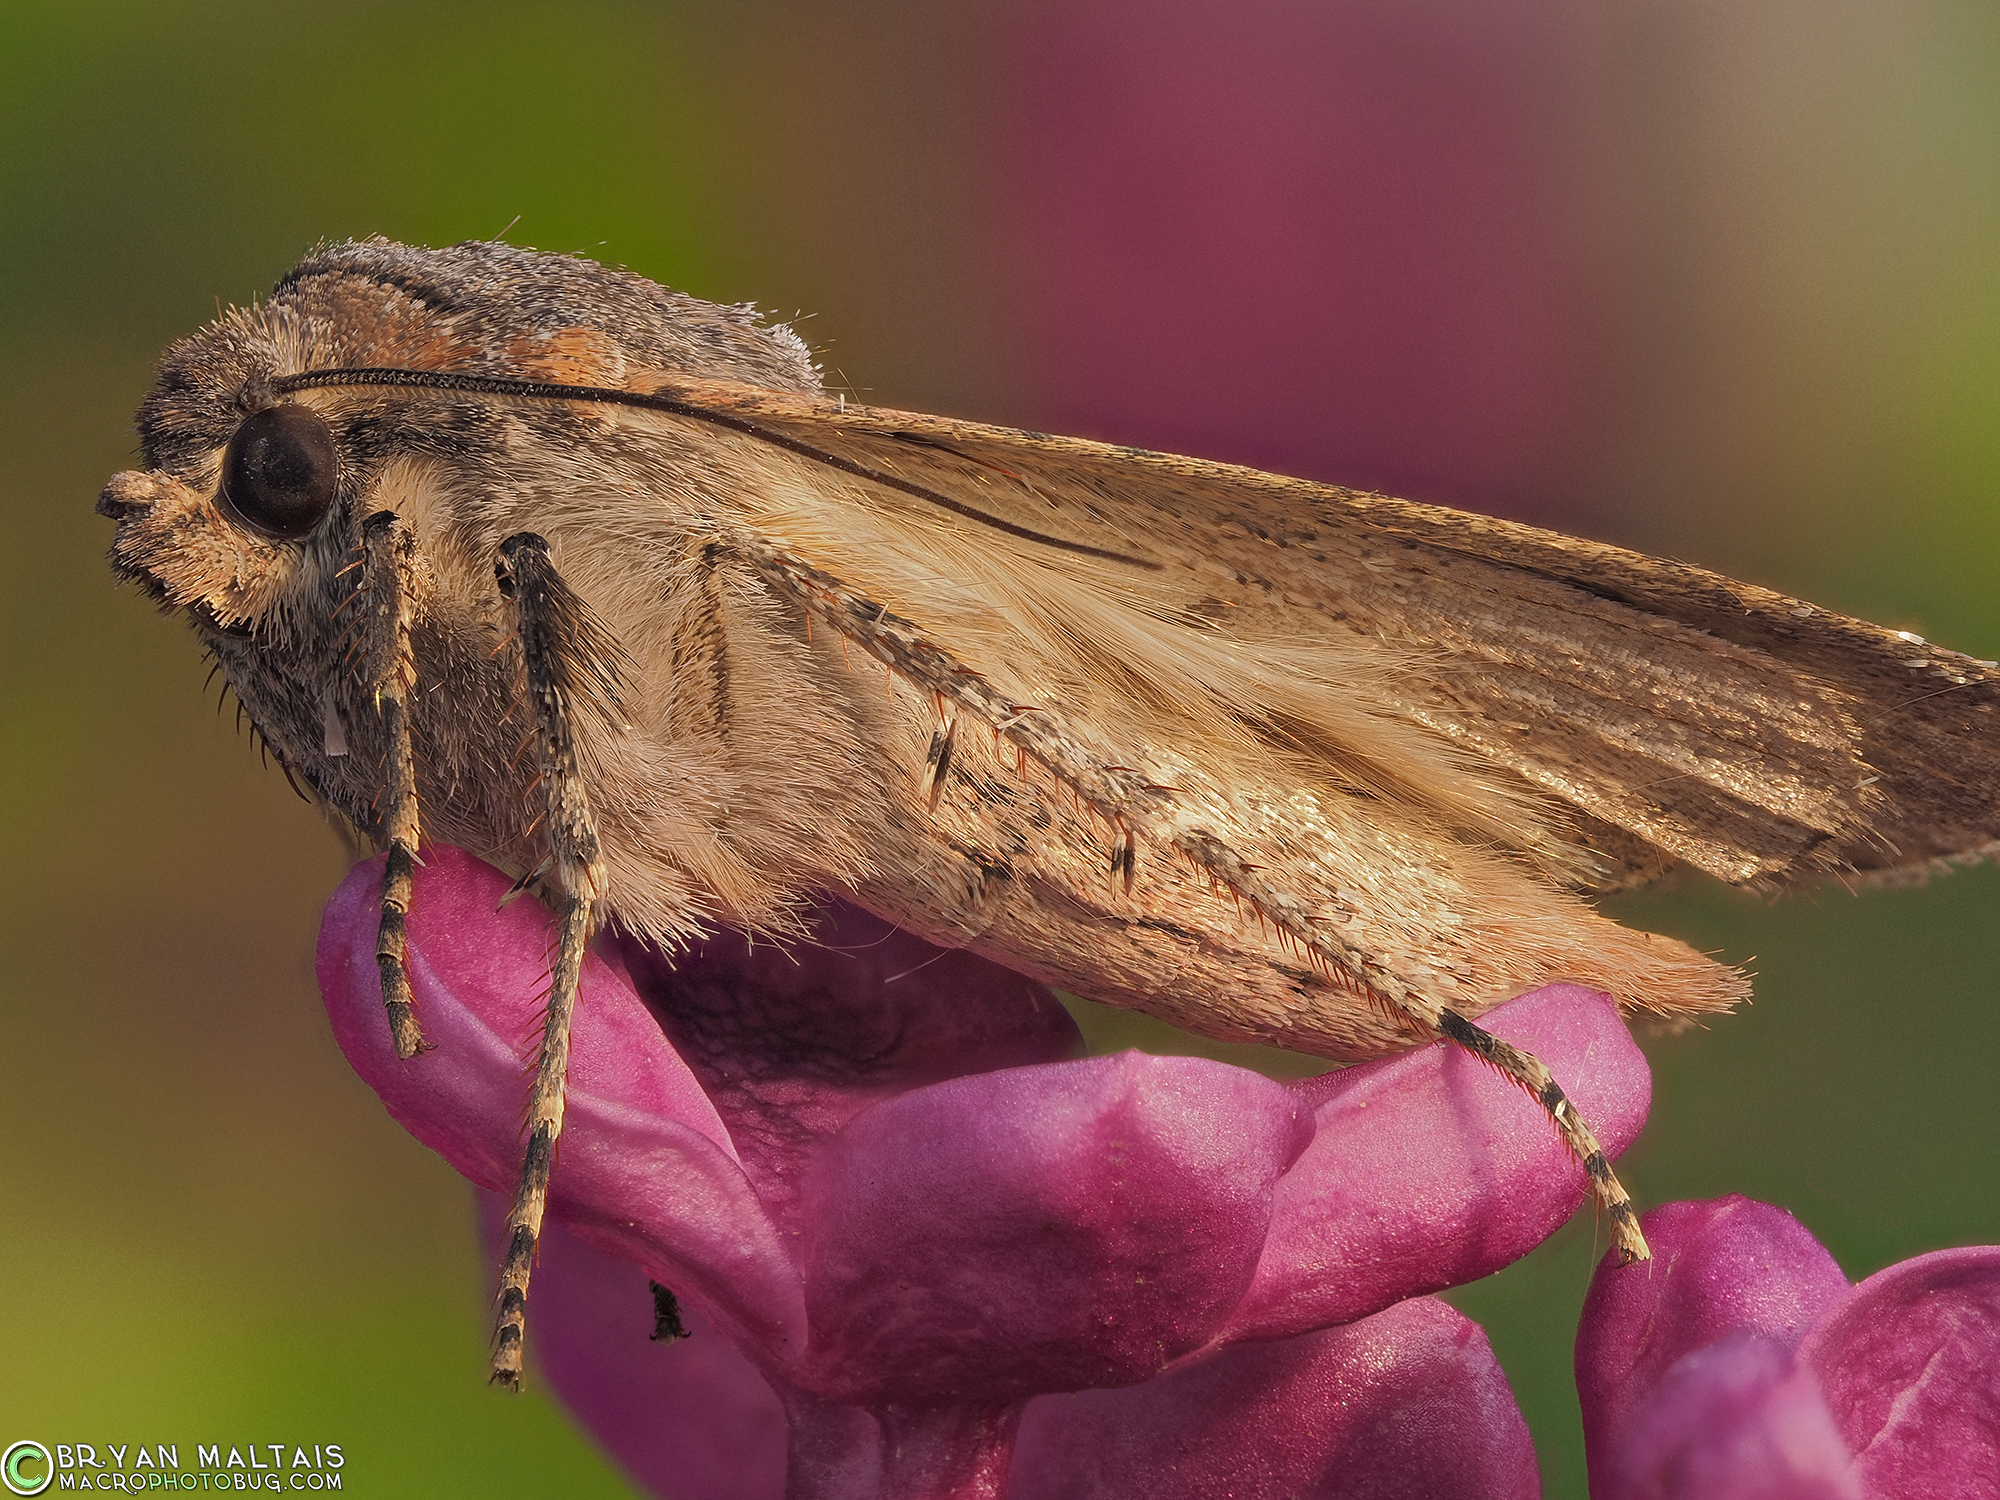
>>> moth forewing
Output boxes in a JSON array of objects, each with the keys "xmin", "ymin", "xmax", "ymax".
[{"xmin": 102, "ymin": 238, "xmax": 2000, "ymax": 1379}]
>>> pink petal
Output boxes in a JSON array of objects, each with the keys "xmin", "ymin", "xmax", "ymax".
[
  {"xmin": 1800, "ymin": 1245, "xmax": 2000, "ymax": 1500},
  {"xmin": 1011, "ymin": 1295, "xmax": 1540, "ymax": 1499},
  {"xmin": 1226, "ymin": 984, "xmax": 1650, "ymax": 1341},
  {"xmin": 1575, "ymin": 1196, "xmax": 1853, "ymax": 1497},
  {"xmin": 797, "ymin": 1052, "xmax": 1312, "ymax": 1406},
  {"xmin": 1604, "ymin": 1334, "xmax": 1860, "ymax": 1500},
  {"xmin": 318, "ymin": 848, "xmax": 807, "ymax": 1365},
  {"xmin": 477, "ymin": 1192, "xmax": 790, "ymax": 1500},
  {"xmin": 611, "ymin": 900, "xmax": 1080, "ymax": 1238}
]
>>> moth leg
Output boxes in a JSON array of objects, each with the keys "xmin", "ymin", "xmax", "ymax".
[
  {"xmin": 1437, "ymin": 1008, "xmax": 1649, "ymax": 1264},
  {"xmin": 358, "ymin": 511, "xmax": 426, "ymax": 1059},
  {"xmin": 744, "ymin": 543, "xmax": 1652, "ymax": 1263},
  {"xmin": 489, "ymin": 532, "xmax": 620, "ymax": 1389}
]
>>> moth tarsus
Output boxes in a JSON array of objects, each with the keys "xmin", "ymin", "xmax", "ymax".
[
  {"xmin": 359, "ymin": 511, "xmax": 427, "ymax": 1059},
  {"xmin": 489, "ymin": 532, "xmax": 614, "ymax": 1387},
  {"xmin": 491, "ymin": 883, "xmax": 592, "ymax": 1388},
  {"xmin": 375, "ymin": 841, "xmax": 424, "ymax": 1059},
  {"xmin": 1437, "ymin": 1008, "xmax": 1648, "ymax": 1263}
]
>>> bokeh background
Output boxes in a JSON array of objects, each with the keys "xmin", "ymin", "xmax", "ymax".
[{"xmin": 5, "ymin": 2, "xmax": 1997, "ymax": 1495}]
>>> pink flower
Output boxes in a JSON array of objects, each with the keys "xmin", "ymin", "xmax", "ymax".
[
  {"xmin": 1576, "ymin": 1196, "xmax": 2000, "ymax": 1499},
  {"xmin": 319, "ymin": 846, "xmax": 1651, "ymax": 1497}
]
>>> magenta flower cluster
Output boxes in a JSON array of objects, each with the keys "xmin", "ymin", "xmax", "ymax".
[
  {"xmin": 316, "ymin": 849, "xmax": 1998, "ymax": 1497},
  {"xmin": 1579, "ymin": 1196, "xmax": 2000, "ymax": 1499}
]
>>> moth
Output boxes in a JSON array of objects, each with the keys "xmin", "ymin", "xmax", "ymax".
[{"xmin": 100, "ymin": 238, "xmax": 2000, "ymax": 1385}]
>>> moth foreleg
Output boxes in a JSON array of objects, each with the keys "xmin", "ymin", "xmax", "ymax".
[
  {"xmin": 488, "ymin": 532, "xmax": 615, "ymax": 1390},
  {"xmin": 1436, "ymin": 1008, "xmax": 1650, "ymax": 1264},
  {"xmin": 358, "ymin": 511, "xmax": 426, "ymax": 1060}
]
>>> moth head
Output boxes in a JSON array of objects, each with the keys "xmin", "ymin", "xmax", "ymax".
[
  {"xmin": 96, "ymin": 403, "xmax": 343, "ymax": 640},
  {"xmin": 99, "ymin": 236, "xmax": 823, "ymax": 639}
]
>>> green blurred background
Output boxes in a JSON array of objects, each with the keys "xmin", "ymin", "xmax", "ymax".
[{"xmin": 3, "ymin": 3, "xmax": 1995, "ymax": 1496}]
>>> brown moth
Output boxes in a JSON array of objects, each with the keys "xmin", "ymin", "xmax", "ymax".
[{"xmin": 99, "ymin": 238, "xmax": 2000, "ymax": 1384}]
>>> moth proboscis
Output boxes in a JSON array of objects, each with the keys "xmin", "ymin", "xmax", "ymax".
[{"xmin": 99, "ymin": 238, "xmax": 2000, "ymax": 1386}]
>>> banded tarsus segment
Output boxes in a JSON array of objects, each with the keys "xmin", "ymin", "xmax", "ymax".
[
  {"xmin": 1436, "ymin": 1008, "xmax": 1648, "ymax": 1263},
  {"xmin": 742, "ymin": 536, "xmax": 1652, "ymax": 1265},
  {"xmin": 357, "ymin": 511, "xmax": 427, "ymax": 1059},
  {"xmin": 488, "ymin": 532, "xmax": 621, "ymax": 1389}
]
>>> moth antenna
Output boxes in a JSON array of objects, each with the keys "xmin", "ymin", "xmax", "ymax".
[
  {"xmin": 488, "ymin": 531, "xmax": 611, "ymax": 1391},
  {"xmin": 279, "ymin": 366, "xmax": 1162, "ymax": 569},
  {"xmin": 359, "ymin": 512, "xmax": 428, "ymax": 1060}
]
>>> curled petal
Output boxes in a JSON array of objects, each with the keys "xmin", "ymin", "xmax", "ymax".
[
  {"xmin": 318, "ymin": 848, "xmax": 807, "ymax": 1363},
  {"xmin": 798, "ymin": 1052, "xmax": 1312, "ymax": 1406},
  {"xmin": 1226, "ymin": 985, "xmax": 1649, "ymax": 1341},
  {"xmin": 1604, "ymin": 1334, "xmax": 1860, "ymax": 1500},
  {"xmin": 613, "ymin": 902, "xmax": 1081, "ymax": 1237},
  {"xmin": 1800, "ymin": 1245, "xmax": 2000, "ymax": 1500},
  {"xmin": 477, "ymin": 1193, "xmax": 790, "ymax": 1500},
  {"xmin": 1576, "ymin": 1196, "xmax": 1852, "ymax": 1496},
  {"xmin": 1010, "ymin": 1296, "xmax": 1540, "ymax": 1500}
]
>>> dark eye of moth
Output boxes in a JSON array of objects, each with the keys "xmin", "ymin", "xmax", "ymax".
[{"xmin": 220, "ymin": 403, "xmax": 340, "ymax": 540}]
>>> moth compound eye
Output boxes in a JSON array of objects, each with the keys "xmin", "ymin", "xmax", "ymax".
[{"xmin": 220, "ymin": 403, "xmax": 339, "ymax": 540}]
